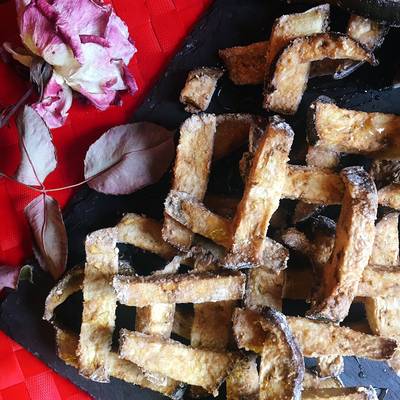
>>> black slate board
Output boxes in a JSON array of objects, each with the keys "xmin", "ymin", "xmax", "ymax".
[{"xmin": 2, "ymin": 1, "xmax": 400, "ymax": 399}]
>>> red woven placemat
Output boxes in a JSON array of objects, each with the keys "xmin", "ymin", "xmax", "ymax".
[{"xmin": 0, "ymin": 0, "xmax": 212, "ymax": 398}]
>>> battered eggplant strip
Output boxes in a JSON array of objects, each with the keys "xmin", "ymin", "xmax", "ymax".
[
  {"xmin": 189, "ymin": 256, "xmax": 235, "ymax": 353},
  {"xmin": 259, "ymin": 308, "xmax": 304, "ymax": 400},
  {"xmin": 119, "ymin": 329, "xmax": 238, "ymax": 395},
  {"xmin": 135, "ymin": 256, "xmax": 182, "ymax": 341},
  {"xmin": 164, "ymin": 190, "xmax": 289, "ymax": 272},
  {"xmin": 284, "ymin": 262, "xmax": 400, "ymax": 300},
  {"xmin": 370, "ymin": 212, "xmax": 399, "ymax": 266},
  {"xmin": 364, "ymin": 212, "xmax": 400, "ymax": 375},
  {"xmin": 308, "ymin": 167, "xmax": 378, "ymax": 322},
  {"xmin": 282, "ymin": 225, "xmax": 400, "ymax": 300},
  {"xmin": 264, "ymin": 33, "xmax": 376, "ymax": 114},
  {"xmin": 180, "ymin": 67, "xmax": 223, "ymax": 113},
  {"xmin": 232, "ymin": 308, "xmax": 397, "ymax": 360},
  {"xmin": 189, "ymin": 257, "xmax": 235, "ymax": 397},
  {"xmin": 117, "ymin": 213, "xmax": 176, "ymax": 259},
  {"xmin": 308, "ymin": 98, "xmax": 400, "ymax": 159},
  {"xmin": 284, "ymin": 165, "xmax": 343, "ymax": 205},
  {"xmin": 303, "ymin": 372, "xmax": 343, "ymax": 389},
  {"xmin": 43, "ymin": 266, "xmax": 83, "ymax": 322},
  {"xmin": 113, "ymin": 270, "xmax": 245, "ymax": 307},
  {"xmin": 302, "ymin": 387, "xmax": 378, "ymax": 400},
  {"xmin": 219, "ymin": 41, "xmax": 268, "ymax": 85},
  {"xmin": 264, "ymin": 4, "xmax": 330, "ymax": 80},
  {"xmin": 365, "ymin": 297, "xmax": 400, "ymax": 375},
  {"xmin": 226, "ymin": 355, "xmax": 259, "ymax": 400},
  {"xmin": 245, "ymin": 268, "xmax": 284, "ymax": 311},
  {"xmin": 191, "ymin": 300, "xmax": 235, "ymax": 351},
  {"xmin": 316, "ymin": 355, "xmax": 344, "ymax": 378},
  {"xmin": 335, "ymin": 15, "xmax": 388, "ymax": 79},
  {"xmin": 163, "ymin": 114, "xmax": 216, "ymax": 251},
  {"xmin": 55, "ymin": 329, "xmax": 185, "ymax": 399},
  {"xmin": 78, "ymin": 228, "xmax": 119, "ymax": 382},
  {"xmin": 225, "ymin": 116, "xmax": 294, "ymax": 268},
  {"xmin": 378, "ymin": 183, "xmax": 400, "ymax": 209}
]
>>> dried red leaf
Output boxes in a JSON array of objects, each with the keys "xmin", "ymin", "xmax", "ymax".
[
  {"xmin": 84, "ymin": 122, "xmax": 175, "ymax": 195},
  {"xmin": 15, "ymin": 106, "xmax": 57, "ymax": 186},
  {"xmin": 25, "ymin": 194, "xmax": 67, "ymax": 280}
]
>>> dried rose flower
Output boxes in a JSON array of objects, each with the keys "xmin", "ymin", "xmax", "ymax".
[{"xmin": 4, "ymin": 0, "xmax": 137, "ymax": 128}]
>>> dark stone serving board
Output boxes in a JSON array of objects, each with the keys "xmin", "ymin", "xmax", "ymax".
[{"xmin": 2, "ymin": 0, "xmax": 400, "ymax": 399}]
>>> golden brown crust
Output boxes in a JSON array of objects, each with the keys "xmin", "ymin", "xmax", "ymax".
[
  {"xmin": 56, "ymin": 328, "xmax": 185, "ymax": 399},
  {"xmin": 164, "ymin": 190, "xmax": 289, "ymax": 271},
  {"xmin": 113, "ymin": 270, "xmax": 245, "ymax": 307},
  {"xmin": 283, "ymin": 165, "xmax": 344, "ymax": 205},
  {"xmin": 378, "ymin": 183, "xmax": 400, "ymax": 209},
  {"xmin": 317, "ymin": 355, "xmax": 344, "ymax": 378},
  {"xmin": 370, "ymin": 212, "xmax": 399, "ymax": 266},
  {"xmin": 78, "ymin": 228, "xmax": 119, "ymax": 382},
  {"xmin": 225, "ymin": 116, "xmax": 294, "ymax": 268},
  {"xmin": 163, "ymin": 114, "xmax": 216, "ymax": 250},
  {"xmin": 303, "ymin": 371, "xmax": 343, "ymax": 389},
  {"xmin": 232, "ymin": 308, "xmax": 397, "ymax": 360},
  {"xmin": 117, "ymin": 213, "xmax": 176, "ymax": 259},
  {"xmin": 191, "ymin": 300, "xmax": 235, "ymax": 351},
  {"xmin": 364, "ymin": 296, "xmax": 400, "ymax": 375},
  {"xmin": 347, "ymin": 15, "xmax": 387, "ymax": 51},
  {"xmin": 288, "ymin": 317, "xmax": 397, "ymax": 360},
  {"xmin": 335, "ymin": 15, "xmax": 387, "ymax": 78},
  {"xmin": 354, "ymin": 264, "xmax": 400, "ymax": 297},
  {"xmin": 119, "ymin": 329, "xmax": 238, "ymax": 395},
  {"xmin": 135, "ymin": 303, "xmax": 176, "ymax": 338},
  {"xmin": 180, "ymin": 68, "xmax": 223, "ymax": 113},
  {"xmin": 264, "ymin": 33, "xmax": 376, "ymax": 114},
  {"xmin": 264, "ymin": 4, "xmax": 331, "ymax": 82},
  {"xmin": 259, "ymin": 308, "xmax": 304, "ymax": 400},
  {"xmin": 310, "ymin": 100, "xmax": 400, "ymax": 159},
  {"xmin": 219, "ymin": 41, "xmax": 268, "ymax": 85},
  {"xmin": 308, "ymin": 167, "xmax": 378, "ymax": 322},
  {"xmin": 245, "ymin": 268, "xmax": 284, "ymax": 311},
  {"xmin": 226, "ymin": 355, "xmax": 259, "ymax": 400},
  {"xmin": 43, "ymin": 266, "xmax": 83, "ymax": 322}
]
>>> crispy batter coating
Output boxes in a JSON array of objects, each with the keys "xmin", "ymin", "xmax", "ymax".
[
  {"xmin": 219, "ymin": 41, "xmax": 268, "ymax": 85},
  {"xmin": 163, "ymin": 114, "xmax": 216, "ymax": 250},
  {"xmin": 55, "ymin": 329, "xmax": 185, "ymax": 399},
  {"xmin": 309, "ymin": 99, "xmax": 400, "ymax": 159},
  {"xmin": 78, "ymin": 228, "xmax": 119, "ymax": 382},
  {"xmin": 264, "ymin": 34, "xmax": 376, "ymax": 114},
  {"xmin": 117, "ymin": 213, "xmax": 176, "ymax": 259},
  {"xmin": 119, "ymin": 330, "xmax": 238, "ymax": 395},
  {"xmin": 226, "ymin": 355, "xmax": 259, "ymax": 400},
  {"xmin": 225, "ymin": 116, "xmax": 294, "ymax": 268},
  {"xmin": 113, "ymin": 270, "xmax": 245, "ymax": 307},
  {"xmin": 232, "ymin": 308, "xmax": 397, "ymax": 360},
  {"xmin": 259, "ymin": 308, "xmax": 304, "ymax": 400},
  {"xmin": 308, "ymin": 167, "xmax": 378, "ymax": 322},
  {"xmin": 180, "ymin": 68, "xmax": 223, "ymax": 113}
]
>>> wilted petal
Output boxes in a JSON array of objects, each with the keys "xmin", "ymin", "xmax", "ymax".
[
  {"xmin": 32, "ymin": 71, "xmax": 73, "ymax": 128},
  {"xmin": 104, "ymin": 12, "xmax": 136, "ymax": 64},
  {"xmin": 19, "ymin": 1, "xmax": 78, "ymax": 69},
  {"xmin": 14, "ymin": 0, "xmax": 137, "ymax": 124},
  {"xmin": 3, "ymin": 42, "xmax": 33, "ymax": 67}
]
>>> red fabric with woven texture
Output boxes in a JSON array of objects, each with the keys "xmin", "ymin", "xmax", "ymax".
[{"xmin": 0, "ymin": 1, "xmax": 212, "ymax": 398}]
